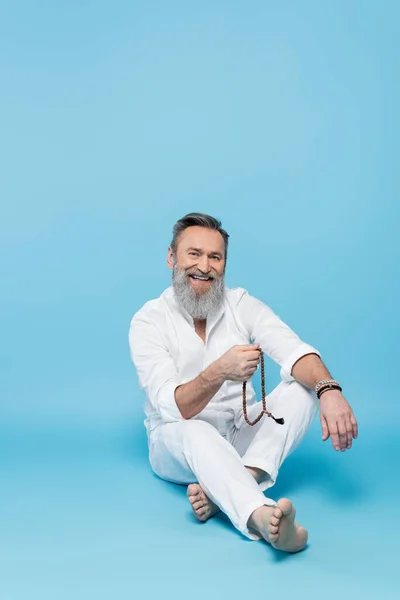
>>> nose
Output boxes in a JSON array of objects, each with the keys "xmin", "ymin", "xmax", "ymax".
[{"xmin": 198, "ymin": 255, "xmax": 211, "ymax": 274}]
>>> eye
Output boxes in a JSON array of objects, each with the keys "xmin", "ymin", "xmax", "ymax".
[
  {"xmin": 189, "ymin": 252, "xmax": 199, "ymax": 257},
  {"xmin": 211, "ymin": 256, "xmax": 221, "ymax": 261}
]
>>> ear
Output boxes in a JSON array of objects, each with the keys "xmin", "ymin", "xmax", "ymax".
[{"xmin": 167, "ymin": 246, "xmax": 174, "ymax": 271}]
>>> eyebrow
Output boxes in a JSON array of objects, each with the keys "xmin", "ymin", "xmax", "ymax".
[{"xmin": 187, "ymin": 247, "xmax": 224, "ymax": 258}]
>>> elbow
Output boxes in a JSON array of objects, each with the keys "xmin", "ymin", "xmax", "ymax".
[
  {"xmin": 174, "ymin": 389, "xmax": 193, "ymax": 420},
  {"xmin": 177, "ymin": 403, "xmax": 196, "ymax": 420},
  {"xmin": 179, "ymin": 407, "xmax": 194, "ymax": 420}
]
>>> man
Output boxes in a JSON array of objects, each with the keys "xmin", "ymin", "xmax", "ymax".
[{"xmin": 129, "ymin": 213, "xmax": 358, "ymax": 553}]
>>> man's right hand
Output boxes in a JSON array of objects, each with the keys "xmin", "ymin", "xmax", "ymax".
[{"xmin": 217, "ymin": 344, "xmax": 261, "ymax": 382}]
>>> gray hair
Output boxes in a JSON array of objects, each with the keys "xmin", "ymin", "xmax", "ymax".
[{"xmin": 170, "ymin": 212, "xmax": 229, "ymax": 260}]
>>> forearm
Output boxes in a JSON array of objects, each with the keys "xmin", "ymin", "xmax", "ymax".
[
  {"xmin": 291, "ymin": 353, "xmax": 332, "ymax": 390},
  {"xmin": 175, "ymin": 359, "xmax": 226, "ymax": 420}
]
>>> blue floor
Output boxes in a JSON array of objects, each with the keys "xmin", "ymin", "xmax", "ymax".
[
  {"xmin": 1, "ymin": 1, "xmax": 399, "ymax": 597},
  {"xmin": 1, "ymin": 380, "xmax": 399, "ymax": 600}
]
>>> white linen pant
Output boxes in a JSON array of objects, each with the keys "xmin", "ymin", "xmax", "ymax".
[{"xmin": 148, "ymin": 380, "xmax": 319, "ymax": 540}]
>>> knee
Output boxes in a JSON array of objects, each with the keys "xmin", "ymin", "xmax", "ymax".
[
  {"xmin": 180, "ymin": 418, "xmax": 220, "ymax": 439},
  {"xmin": 179, "ymin": 419, "xmax": 223, "ymax": 451},
  {"xmin": 284, "ymin": 380, "xmax": 318, "ymax": 416}
]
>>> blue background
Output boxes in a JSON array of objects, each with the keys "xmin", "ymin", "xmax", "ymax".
[{"xmin": 1, "ymin": 1, "xmax": 399, "ymax": 598}]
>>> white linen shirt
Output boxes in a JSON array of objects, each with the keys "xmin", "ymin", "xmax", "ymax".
[{"xmin": 129, "ymin": 286, "xmax": 320, "ymax": 436}]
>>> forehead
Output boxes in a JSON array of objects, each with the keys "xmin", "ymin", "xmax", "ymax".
[{"xmin": 177, "ymin": 226, "xmax": 225, "ymax": 254}]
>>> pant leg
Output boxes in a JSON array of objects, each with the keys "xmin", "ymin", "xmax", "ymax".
[
  {"xmin": 148, "ymin": 419, "xmax": 277, "ymax": 540},
  {"xmin": 232, "ymin": 380, "xmax": 318, "ymax": 492}
]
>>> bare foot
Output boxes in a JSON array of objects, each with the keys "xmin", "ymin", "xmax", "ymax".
[
  {"xmin": 187, "ymin": 484, "xmax": 220, "ymax": 522},
  {"xmin": 187, "ymin": 467, "xmax": 264, "ymax": 523},
  {"xmin": 248, "ymin": 498, "xmax": 308, "ymax": 553}
]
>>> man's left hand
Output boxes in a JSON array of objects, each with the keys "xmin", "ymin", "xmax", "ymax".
[{"xmin": 319, "ymin": 390, "xmax": 358, "ymax": 451}]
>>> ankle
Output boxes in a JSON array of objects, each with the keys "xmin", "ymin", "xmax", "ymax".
[{"xmin": 247, "ymin": 504, "xmax": 269, "ymax": 533}]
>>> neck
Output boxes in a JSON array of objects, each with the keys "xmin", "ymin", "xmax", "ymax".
[{"xmin": 194, "ymin": 318, "xmax": 206, "ymax": 327}]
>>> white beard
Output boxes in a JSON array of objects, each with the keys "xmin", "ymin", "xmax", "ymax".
[{"xmin": 172, "ymin": 265, "xmax": 225, "ymax": 320}]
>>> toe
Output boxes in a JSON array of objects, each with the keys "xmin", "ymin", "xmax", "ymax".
[
  {"xmin": 193, "ymin": 500, "xmax": 204, "ymax": 511},
  {"xmin": 187, "ymin": 484, "xmax": 200, "ymax": 498},
  {"xmin": 273, "ymin": 508, "xmax": 283, "ymax": 519},
  {"xmin": 269, "ymin": 525, "xmax": 279, "ymax": 534},
  {"xmin": 195, "ymin": 512, "xmax": 207, "ymax": 522},
  {"xmin": 277, "ymin": 498, "xmax": 293, "ymax": 516},
  {"xmin": 270, "ymin": 516, "xmax": 280, "ymax": 526}
]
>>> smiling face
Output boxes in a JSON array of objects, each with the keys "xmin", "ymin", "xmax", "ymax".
[{"xmin": 168, "ymin": 226, "xmax": 226, "ymax": 319}]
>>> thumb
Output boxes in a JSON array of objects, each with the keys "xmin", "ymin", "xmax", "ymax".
[{"xmin": 321, "ymin": 416, "xmax": 329, "ymax": 441}]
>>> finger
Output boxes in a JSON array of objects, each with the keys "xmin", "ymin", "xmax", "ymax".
[
  {"xmin": 320, "ymin": 416, "xmax": 330, "ymax": 441},
  {"xmin": 247, "ymin": 358, "xmax": 260, "ymax": 368},
  {"xmin": 241, "ymin": 344, "xmax": 260, "ymax": 351},
  {"xmin": 247, "ymin": 366, "xmax": 258, "ymax": 377},
  {"xmin": 247, "ymin": 353, "xmax": 261, "ymax": 361},
  {"xmin": 243, "ymin": 367, "xmax": 258, "ymax": 380},
  {"xmin": 329, "ymin": 422, "xmax": 340, "ymax": 451},
  {"xmin": 345, "ymin": 419, "xmax": 354, "ymax": 449},
  {"xmin": 350, "ymin": 414, "xmax": 358, "ymax": 439},
  {"xmin": 337, "ymin": 421, "xmax": 348, "ymax": 451},
  {"xmin": 245, "ymin": 352, "xmax": 262, "ymax": 362}
]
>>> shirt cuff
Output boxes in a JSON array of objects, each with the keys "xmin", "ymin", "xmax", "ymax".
[
  {"xmin": 280, "ymin": 344, "xmax": 321, "ymax": 383},
  {"xmin": 157, "ymin": 380, "xmax": 184, "ymax": 422}
]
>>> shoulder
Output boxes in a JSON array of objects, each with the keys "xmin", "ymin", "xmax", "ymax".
[
  {"xmin": 225, "ymin": 286, "xmax": 277, "ymax": 321},
  {"xmin": 225, "ymin": 286, "xmax": 258, "ymax": 309},
  {"xmin": 225, "ymin": 286, "xmax": 262, "ymax": 318},
  {"xmin": 225, "ymin": 286, "xmax": 248, "ymax": 304}
]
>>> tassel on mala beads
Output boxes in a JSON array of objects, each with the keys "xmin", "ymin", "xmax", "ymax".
[{"xmin": 242, "ymin": 349, "xmax": 285, "ymax": 426}]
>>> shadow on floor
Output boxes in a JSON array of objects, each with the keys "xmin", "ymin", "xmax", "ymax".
[
  {"xmin": 270, "ymin": 442, "xmax": 367, "ymax": 503},
  {"xmin": 125, "ymin": 419, "xmax": 368, "ymax": 504}
]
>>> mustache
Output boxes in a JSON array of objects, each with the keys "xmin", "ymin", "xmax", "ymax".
[{"xmin": 186, "ymin": 270, "xmax": 216, "ymax": 279}]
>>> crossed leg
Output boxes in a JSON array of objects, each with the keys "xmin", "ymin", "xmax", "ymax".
[
  {"xmin": 187, "ymin": 481, "xmax": 306, "ymax": 551},
  {"xmin": 148, "ymin": 381, "xmax": 317, "ymax": 552},
  {"xmin": 187, "ymin": 465, "xmax": 264, "ymax": 521},
  {"xmin": 186, "ymin": 380, "xmax": 318, "ymax": 551}
]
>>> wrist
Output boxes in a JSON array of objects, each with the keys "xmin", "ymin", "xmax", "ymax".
[
  {"xmin": 315, "ymin": 379, "xmax": 342, "ymax": 399},
  {"xmin": 319, "ymin": 388, "xmax": 342, "ymax": 400},
  {"xmin": 208, "ymin": 359, "xmax": 227, "ymax": 385}
]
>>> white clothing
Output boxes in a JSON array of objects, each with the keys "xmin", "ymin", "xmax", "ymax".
[
  {"xmin": 149, "ymin": 379, "xmax": 318, "ymax": 539},
  {"xmin": 129, "ymin": 285, "xmax": 321, "ymax": 539},
  {"xmin": 129, "ymin": 286, "xmax": 320, "ymax": 434}
]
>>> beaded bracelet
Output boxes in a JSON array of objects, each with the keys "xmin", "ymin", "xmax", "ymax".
[
  {"xmin": 317, "ymin": 384, "xmax": 342, "ymax": 399},
  {"xmin": 315, "ymin": 379, "xmax": 340, "ymax": 394}
]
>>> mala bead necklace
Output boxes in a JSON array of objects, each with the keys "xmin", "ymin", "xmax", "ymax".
[{"xmin": 242, "ymin": 349, "xmax": 285, "ymax": 426}]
